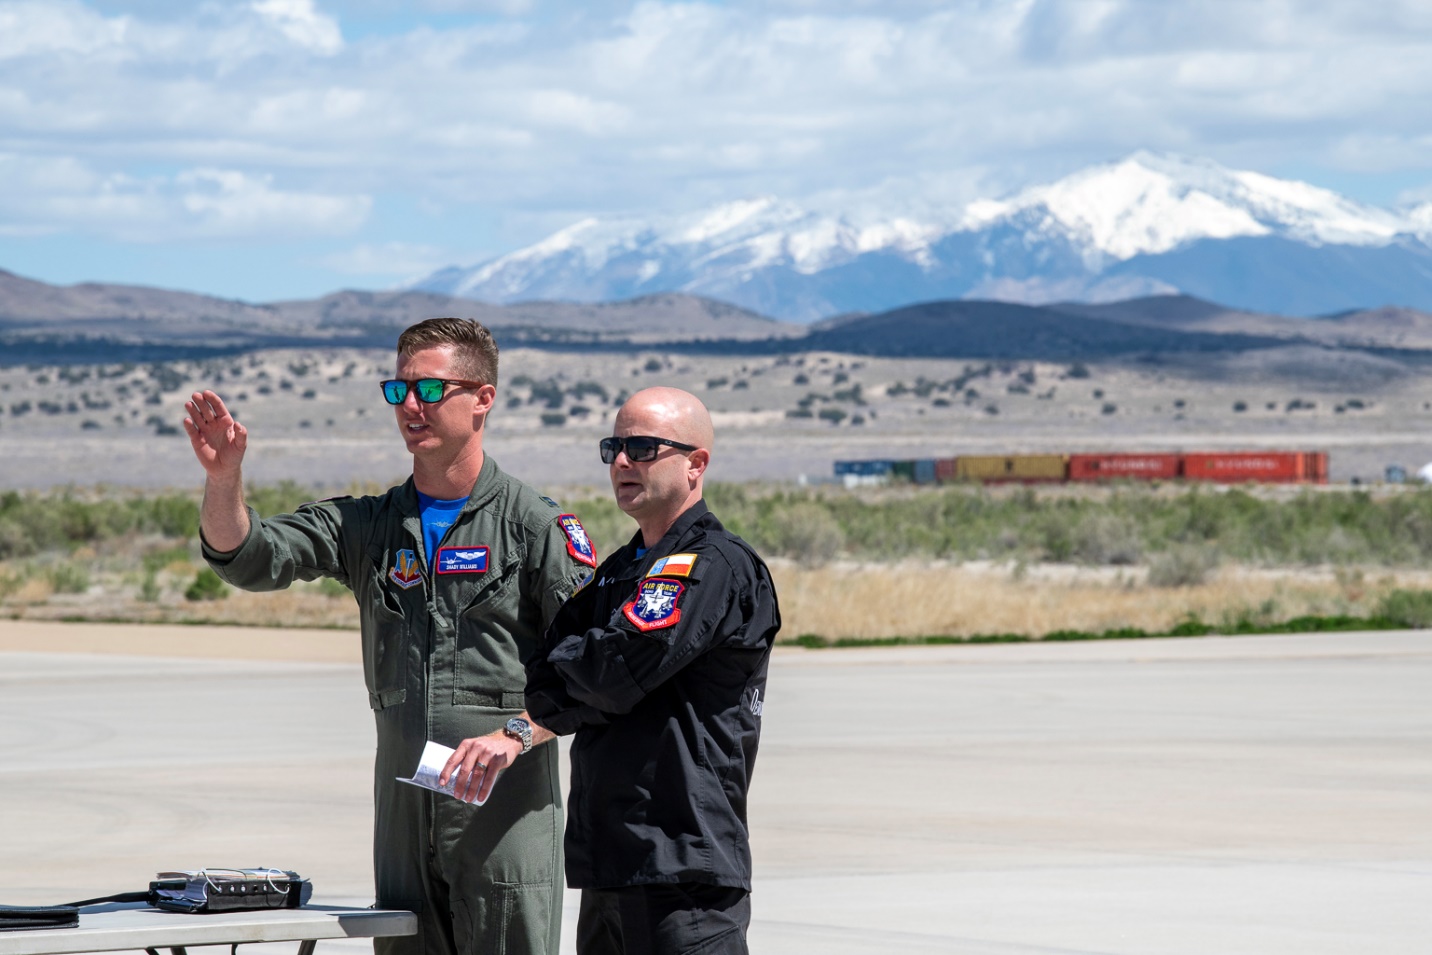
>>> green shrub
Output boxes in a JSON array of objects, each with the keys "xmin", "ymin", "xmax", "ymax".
[
  {"xmin": 0, "ymin": 520, "xmax": 34, "ymax": 559},
  {"xmin": 1071, "ymin": 512, "xmax": 1142, "ymax": 565},
  {"xmin": 47, "ymin": 561, "xmax": 91, "ymax": 594},
  {"xmin": 0, "ymin": 566, "xmax": 30, "ymax": 598},
  {"xmin": 144, "ymin": 544, "xmax": 193, "ymax": 573},
  {"xmin": 1168, "ymin": 615, "xmax": 1214, "ymax": 636},
  {"xmin": 139, "ymin": 569, "xmax": 161, "ymax": 603},
  {"xmin": 1147, "ymin": 545, "xmax": 1219, "ymax": 588},
  {"xmin": 184, "ymin": 568, "xmax": 228, "ymax": 602},
  {"xmin": 767, "ymin": 502, "xmax": 846, "ymax": 567},
  {"xmin": 245, "ymin": 481, "xmax": 315, "ymax": 517},
  {"xmin": 21, "ymin": 481, "xmax": 1432, "ymax": 577},
  {"xmin": 317, "ymin": 576, "xmax": 351, "ymax": 598},
  {"xmin": 1377, "ymin": 589, "xmax": 1432, "ymax": 628}
]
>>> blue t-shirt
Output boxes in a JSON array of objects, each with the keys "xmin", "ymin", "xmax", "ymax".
[{"xmin": 416, "ymin": 491, "xmax": 469, "ymax": 565}]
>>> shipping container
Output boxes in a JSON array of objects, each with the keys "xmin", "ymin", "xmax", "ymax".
[
  {"xmin": 953, "ymin": 454, "xmax": 1068, "ymax": 483},
  {"xmin": 843, "ymin": 450, "xmax": 1328, "ymax": 486},
  {"xmin": 1068, "ymin": 453, "xmax": 1181, "ymax": 482},
  {"xmin": 834, "ymin": 459, "xmax": 895, "ymax": 477},
  {"xmin": 1182, "ymin": 451, "xmax": 1323, "ymax": 484}
]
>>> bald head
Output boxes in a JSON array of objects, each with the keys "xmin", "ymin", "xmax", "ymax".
[
  {"xmin": 609, "ymin": 387, "xmax": 714, "ymax": 546},
  {"xmin": 615, "ymin": 387, "xmax": 714, "ymax": 452}
]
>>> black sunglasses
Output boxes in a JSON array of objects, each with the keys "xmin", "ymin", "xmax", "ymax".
[
  {"xmin": 599, "ymin": 435, "xmax": 699, "ymax": 464},
  {"xmin": 380, "ymin": 378, "xmax": 483, "ymax": 405}
]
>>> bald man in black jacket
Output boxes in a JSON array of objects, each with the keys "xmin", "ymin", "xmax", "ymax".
[{"xmin": 526, "ymin": 387, "xmax": 781, "ymax": 955}]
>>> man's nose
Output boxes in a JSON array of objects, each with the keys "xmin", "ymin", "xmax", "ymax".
[{"xmin": 401, "ymin": 388, "xmax": 424, "ymax": 412}]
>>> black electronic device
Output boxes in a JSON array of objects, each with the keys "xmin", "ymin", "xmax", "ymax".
[{"xmin": 148, "ymin": 869, "xmax": 313, "ymax": 914}]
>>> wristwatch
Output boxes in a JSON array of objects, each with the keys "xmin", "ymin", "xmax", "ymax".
[{"xmin": 503, "ymin": 717, "xmax": 533, "ymax": 754}]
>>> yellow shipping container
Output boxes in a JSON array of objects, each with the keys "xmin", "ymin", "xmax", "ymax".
[{"xmin": 954, "ymin": 454, "xmax": 1068, "ymax": 482}]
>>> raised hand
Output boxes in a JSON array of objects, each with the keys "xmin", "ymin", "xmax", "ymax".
[{"xmin": 183, "ymin": 390, "xmax": 249, "ymax": 480}]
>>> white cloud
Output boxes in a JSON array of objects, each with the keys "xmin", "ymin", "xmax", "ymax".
[
  {"xmin": 0, "ymin": 1, "xmax": 128, "ymax": 59},
  {"xmin": 0, "ymin": 154, "xmax": 370, "ymax": 240},
  {"xmin": 175, "ymin": 167, "xmax": 369, "ymax": 237},
  {"xmin": 250, "ymin": 0, "xmax": 343, "ymax": 55},
  {"xmin": 3, "ymin": 0, "xmax": 1432, "ymax": 254},
  {"xmin": 319, "ymin": 241, "xmax": 449, "ymax": 278}
]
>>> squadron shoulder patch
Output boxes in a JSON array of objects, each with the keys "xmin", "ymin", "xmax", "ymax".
[
  {"xmin": 622, "ymin": 578, "xmax": 685, "ymax": 632},
  {"xmin": 558, "ymin": 514, "xmax": 597, "ymax": 567},
  {"xmin": 646, "ymin": 553, "xmax": 698, "ymax": 578},
  {"xmin": 389, "ymin": 548, "xmax": 423, "ymax": 589},
  {"xmin": 436, "ymin": 546, "xmax": 489, "ymax": 575}
]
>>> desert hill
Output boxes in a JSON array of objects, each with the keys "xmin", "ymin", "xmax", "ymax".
[
  {"xmin": 7, "ymin": 270, "xmax": 1432, "ymax": 380},
  {"xmin": 793, "ymin": 298, "xmax": 1289, "ymax": 360},
  {"xmin": 0, "ymin": 270, "xmax": 798, "ymax": 363}
]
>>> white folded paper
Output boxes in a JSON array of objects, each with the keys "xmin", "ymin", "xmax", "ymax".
[{"xmin": 397, "ymin": 739, "xmax": 496, "ymax": 805}]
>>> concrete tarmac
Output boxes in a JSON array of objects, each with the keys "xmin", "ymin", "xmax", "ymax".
[{"xmin": 2, "ymin": 624, "xmax": 1430, "ymax": 954}]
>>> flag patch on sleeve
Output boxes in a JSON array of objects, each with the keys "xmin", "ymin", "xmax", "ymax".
[
  {"xmin": 436, "ymin": 546, "xmax": 489, "ymax": 574},
  {"xmin": 622, "ymin": 578, "xmax": 684, "ymax": 632},
  {"xmin": 646, "ymin": 553, "xmax": 698, "ymax": 578},
  {"xmin": 558, "ymin": 514, "xmax": 597, "ymax": 567}
]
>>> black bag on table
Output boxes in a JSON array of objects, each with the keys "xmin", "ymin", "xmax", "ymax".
[{"xmin": 0, "ymin": 905, "xmax": 80, "ymax": 932}]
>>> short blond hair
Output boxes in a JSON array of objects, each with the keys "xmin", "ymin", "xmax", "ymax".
[{"xmin": 396, "ymin": 318, "xmax": 499, "ymax": 387}]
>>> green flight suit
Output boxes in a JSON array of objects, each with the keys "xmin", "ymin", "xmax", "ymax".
[{"xmin": 203, "ymin": 456, "xmax": 592, "ymax": 955}]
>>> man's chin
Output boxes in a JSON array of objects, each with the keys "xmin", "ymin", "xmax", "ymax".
[{"xmin": 401, "ymin": 430, "xmax": 434, "ymax": 451}]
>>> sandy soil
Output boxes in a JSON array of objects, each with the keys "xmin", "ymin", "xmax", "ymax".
[
  {"xmin": 3, "ymin": 347, "xmax": 1432, "ymax": 490},
  {"xmin": 0, "ymin": 619, "xmax": 361, "ymax": 663}
]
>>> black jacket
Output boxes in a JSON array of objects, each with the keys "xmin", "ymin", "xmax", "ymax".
[{"xmin": 525, "ymin": 500, "xmax": 781, "ymax": 890}]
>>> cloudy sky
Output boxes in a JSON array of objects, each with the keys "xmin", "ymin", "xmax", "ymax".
[{"xmin": 3, "ymin": 0, "xmax": 1432, "ymax": 301}]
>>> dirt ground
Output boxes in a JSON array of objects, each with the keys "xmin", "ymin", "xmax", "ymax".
[
  {"xmin": 0, "ymin": 618, "xmax": 362, "ymax": 662},
  {"xmin": 2, "ymin": 346, "xmax": 1432, "ymax": 490}
]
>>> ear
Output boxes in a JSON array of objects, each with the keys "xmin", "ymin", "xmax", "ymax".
[
  {"xmin": 473, "ymin": 384, "xmax": 497, "ymax": 416},
  {"xmin": 471, "ymin": 383, "xmax": 497, "ymax": 431},
  {"xmin": 686, "ymin": 448, "xmax": 710, "ymax": 485}
]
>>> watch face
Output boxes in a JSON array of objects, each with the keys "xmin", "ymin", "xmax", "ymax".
[{"xmin": 505, "ymin": 718, "xmax": 532, "ymax": 751}]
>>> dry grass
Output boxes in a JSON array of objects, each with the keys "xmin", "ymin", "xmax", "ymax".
[
  {"xmin": 770, "ymin": 560, "xmax": 1426, "ymax": 638},
  {"xmin": 1, "ymin": 564, "xmax": 361, "ymax": 630},
  {"xmin": 7, "ymin": 552, "xmax": 1424, "ymax": 639}
]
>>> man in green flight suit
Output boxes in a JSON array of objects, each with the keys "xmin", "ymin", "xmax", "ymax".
[{"xmin": 183, "ymin": 318, "xmax": 595, "ymax": 955}]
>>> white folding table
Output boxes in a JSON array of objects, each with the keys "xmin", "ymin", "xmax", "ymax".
[{"xmin": 0, "ymin": 904, "xmax": 416, "ymax": 955}]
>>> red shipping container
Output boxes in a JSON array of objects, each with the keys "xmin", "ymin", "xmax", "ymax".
[
  {"xmin": 1304, "ymin": 452, "xmax": 1329, "ymax": 484},
  {"xmin": 934, "ymin": 458, "xmax": 959, "ymax": 483},
  {"xmin": 1068, "ymin": 453, "xmax": 1181, "ymax": 482},
  {"xmin": 1183, "ymin": 451, "xmax": 1309, "ymax": 484}
]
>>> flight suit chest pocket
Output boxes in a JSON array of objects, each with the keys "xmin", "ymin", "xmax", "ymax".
[
  {"xmin": 453, "ymin": 550, "xmax": 526, "ymax": 709},
  {"xmin": 360, "ymin": 554, "xmax": 411, "ymax": 710}
]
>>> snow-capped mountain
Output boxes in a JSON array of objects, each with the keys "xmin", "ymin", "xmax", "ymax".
[{"xmin": 411, "ymin": 153, "xmax": 1432, "ymax": 321}]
